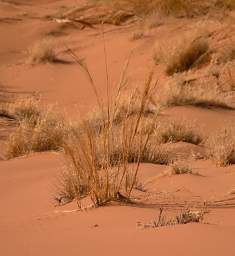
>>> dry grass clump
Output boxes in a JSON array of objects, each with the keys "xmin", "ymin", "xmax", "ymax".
[
  {"xmin": 129, "ymin": 0, "xmax": 191, "ymax": 16},
  {"xmin": 91, "ymin": 0, "xmax": 235, "ymax": 23},
  {"xmin": 61, "ymin": 73, "xmax": 162, "ymax": 207},
  {"xmin": 154, "ymin": 33, "xmax": 210, "ymax": 75},
  {"xmin": 28, "ymin": 39, "xmax": 57, "ymax": 64},
  {"xmin": 205, "ymin": 127, "xmax": 235, "ymax": 166},
  {"xmin": 6, "ymin": 97, "xmax": 41, "ymax": 124},
  {"xmin": 168, "ymin": 162, "xmax": 193, "ymax": 175},
  {"xmin": 6, "ymin": 105, "xmax": 67, "ymax": 159},
  {"xmin": 154, "ymin": 120, "xmax": 202, "ymax": 145},
  {"xmin": 130, "ymin": 30, "xmax": 144, "ymax": 41},
  {"xmin": 85, "ymin": 91, "xmax": 157, "ymax": 134},
  {"xmin": 153, "ymin": 0, "xmax": 192, "ymax": 16},
  {"xmin": 137, "ymin": 208, "xmax": 205, "ymax": 229},
  {"xmin": 161, "ymin": 75, "xmax": 233, "ymax": 109},
  {"xmin": 99, "ymin": 0, "xmax": 196, "ymax": 17},
  {"xmin": 216, "ymin": 0, "xmax": 235, "ymax": 9}
]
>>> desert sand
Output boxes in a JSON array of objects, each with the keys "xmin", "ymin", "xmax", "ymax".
[{"xmin": 1, "ymin": 0, "xmax": 235, "ymax": 255}]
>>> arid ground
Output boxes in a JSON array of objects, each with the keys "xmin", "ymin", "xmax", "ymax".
[{"xmin": 1, "ymin": 0, "xmax": 235, "ymax": 255}]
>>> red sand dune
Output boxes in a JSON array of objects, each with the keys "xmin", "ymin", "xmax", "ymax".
[{"xmin": 1, "ymin": 0, "xmax": 235, "ymax": 255}]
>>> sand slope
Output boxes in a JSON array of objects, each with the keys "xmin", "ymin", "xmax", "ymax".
[{"xmin": 1, "ymin": 0, "xmax": 235, "ymax": 255}]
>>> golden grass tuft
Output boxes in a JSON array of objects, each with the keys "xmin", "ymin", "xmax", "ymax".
[
  {"xmin": 154, "ymin": 120, "xmax": 202, "ymax": 145},
  {"xmin": 28, "ymin": 39, "xmax": 57, "ymax": 64},
  {"xmin": 130, "ymin": 30, "xmax": 144, "ymax": 41},
  {"xmin": 205, "ymin": 127, "xmax": 235, "ymax": 166},
  {"xmin": 161, "ymin": 75, "xmax": 233, "ymax": 109},
  {"xmin": 154, "ymin": 33, "xmax": 210, "ymax": 75},
  {"xmin": 59, "ymin": 74, "xmax": 204, "ymax": 206},
  {"xmin": 168, "ymin": 162, "xmax": 193, "ymax": 175},
  {"xmin": 153, "ymin": 0, "xmax": 191, "ymax": 16},
  {"xmin": 102, "ymin": 0, "xmax": 195, "ymax": 17},
  {"xmin": 137, "ymin": 208, "xmax": 205, "ymax": 228},
  {"xmin": 62, "ymin": 73, "xmax": 160, "ymax": 207},
  {"xmin": 8, "ymin": 97, "xmax": 41, "ymax": 124},
  {"xmin": 5, "ymin": 102, "xmax": 67, "ymax": 159}
]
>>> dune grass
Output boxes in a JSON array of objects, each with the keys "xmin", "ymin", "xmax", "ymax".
[
  {"xmin": 5, "ymin": 98, "xmax": 67, "ymax": 159},
  {"xmin": 93, "ymin": 0, "xmax": 235, "ymax": 19},
  {"xmin": 168, "ymin": 162, "xmax": 193, "ymax": 175},
  {"xmin": 28, "ymin": 39, "xmax": 57, "ymax": 64},
  {"xmin": 62, "ymin": 73, "xmax": 161, "ymax": 207},
  {"xmin": 137, "ymin": 208, "xmax": 205, "ymax": 229},
  {"xmin": 154, "ymin": 120, "xmax": 202, "ymax": 145},
  {"xmin": 161, "ymin": 74, "xmax": 234, "ymax": 109},
  {"xmin": 205, "ymin": 127, "xmax": 235, "ymax": 166},
  {"xmin": 154, "ymin": 32, "xmax": 210, "ymax": 75}
]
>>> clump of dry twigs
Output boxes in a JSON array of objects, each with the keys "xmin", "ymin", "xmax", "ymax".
[{"xmin": 137, "ymin": 207, "xmax": 206, "ymax": 229}]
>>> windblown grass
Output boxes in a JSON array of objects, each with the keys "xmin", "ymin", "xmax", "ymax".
[
  {"xmin": 5, "ymin": 101, "xmax": 66, "ymax": 159},
  {"xmin": 95, "ymin": 0, "xmax": 235, "ymax": 17},
  {"xmin": 62, "ymin": 73, "xmax": 160, "ymax": 207},
  {"xmin": 28, "ymin": 39, "xmax": 57, "ymax": 64},
  {"xmin": 205, "ymin": 127, "xmax": 235, "ymax": 166},
  {"xmin": 154, "ymin": 120, "xmax": 202, "ymax": 145},
  {"xmin": 168, "ymin": 162, "xmax": 193, "ymax": 175},
  {"xmin": 137, "ymin": 208, "xmax": 205, "ymax": 229},
  {"xmin": 130, "ymin": 30, "xmax": 144, "ymax": 41},
  {"xmin": 154, "ymin": 32, "xmax": 210, "ymax": 75},
  {"xmin": 6, "ymin": 97, "xmax": 41, "ymax": 124},
  {"xmin": 98, "ymin": 0, "xmax": 197, "ymax": 17},
  {"xmin": 161, "ymin": 75, "xmax": 234, "ymax": 109}
]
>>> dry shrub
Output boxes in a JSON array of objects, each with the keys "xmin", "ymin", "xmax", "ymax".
[
  {"xmin": 100, "ymin": 0, "xmax": 156, "ymax": 16},
  {"xmin": 6, "ymin": 97, "xmax": 41, "ymax": 125},
  {"xmin": 86, "ymin": 91, "xmax": 157, "ymax": 134},
  {"xmin": 168, "ymin": 162, "xmax": 193, "ymax": 175},
  {"xmin": 154, "ymin": 33, "xmax": 209, "ymax": 75},
  {"xmin": 62, "ymin": 73, "xmax": 161, "ymax": 207},
  {"xmin": 28, "ymin": 39, "xmax": 57, "ymax": 64},
  {"xmin": 205, "ymin": 127, "xmax": 235, "ymax": 166},
  {"xmin": 154, "ymin": 120, "xmax": 202, "ymax": 145},
  {"xmin": 215, "ymin": 0, "xmax": 235, "ymax": 9},
  {"xmin": 93, "ymin": 0, "xmax": 235, "ymax": 19},
  {"xmin": 153, "ymin": 0, "xmax": 192, "ymax": 16},
  {"xmin": 130, "ymin": 30, "xmax": 144, "ymax": 41},
  {"xmin": 6, "ymin": 106, "xmax": 67, "ymax": 159},
  {"xmin": 161, "ymin": 75, "xmax": 233, "ymax": 109},
  {"xmin": 101, "ymin": 0, "xmax": 195, "ymax": 17},
  {"xmin": 137, "ymin": 208, "xmax": 205, "ymax": 229}
]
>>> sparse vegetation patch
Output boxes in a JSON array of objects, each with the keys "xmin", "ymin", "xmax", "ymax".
[
  {"xmin": 5, "ymin": 98, "xmax": 67, "ymax": 159},
  {"xmin": 137, "ymin": 208, "xmax": 206, "ymax": 229},
  {"xmin": 205, "ymin": 127, "xmax": 235, "ymax": 166},
  {"xmin": 154, "ymin": 120, "xmax": 202, "ymax": 145},
  {"xmin": 28, "ymin": 39, "xmax": 57, "ymax": 64},
  {"xmin": 161, "ymin": 75, "xmax": 233, "ymax": 109},
  {"xmin": 154, "ymin": 33, "xmax": 210, "ymax": 75}
]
